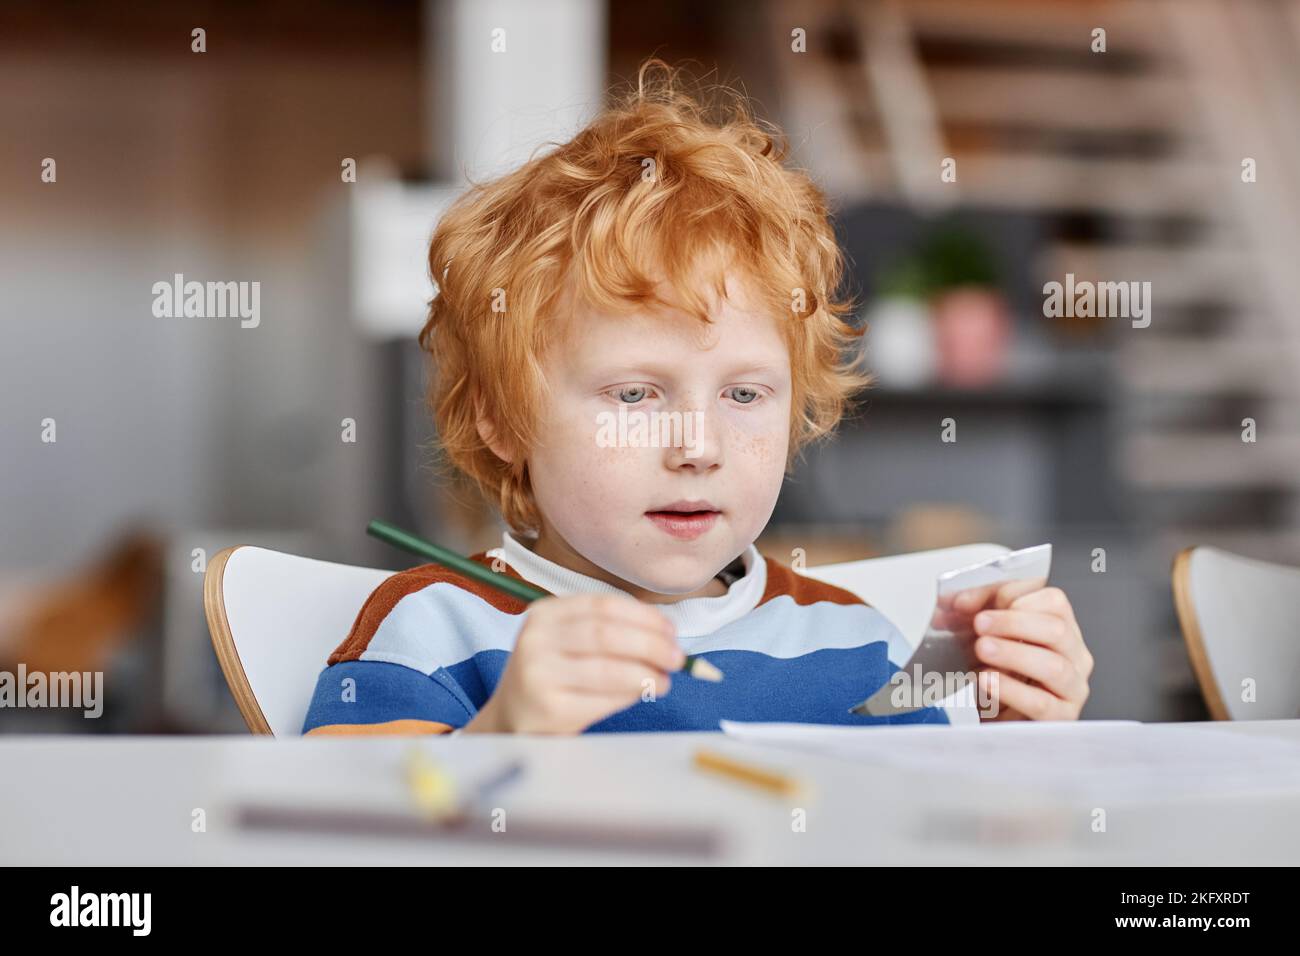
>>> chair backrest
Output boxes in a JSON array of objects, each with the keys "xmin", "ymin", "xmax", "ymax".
[
  {"xmin": 205, "ymin": 541, "xmax": 1010, "ymax": 736},
  {"xmin": 204, "ymin": 546, "xmax": 390, "ymax": 736},
  {"xmin": 1172, "ymin": 545, "xmax": 1300, "ymax": 720},
  {"xmin": 796, "ymin": 543, "xmax": 1010, "ymax": 651}
]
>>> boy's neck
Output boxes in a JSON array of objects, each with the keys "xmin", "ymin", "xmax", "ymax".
[{"xmin": 524, "ymin": 527, "xmax": 729, "ymax": 603}]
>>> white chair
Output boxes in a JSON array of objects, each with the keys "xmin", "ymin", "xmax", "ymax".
[
  {"xmin": 204, "ymin": 547, "xmax": 391, "ymax": 736},
  {"xmin": 795, "ymin": 543, "xmax": 1010, "ymax": 650},
  {"xmin": 205, "ymin": 542, "xmax": 1009, "ymax": 736},
  {"xmin": 1172, "ymin": 546, "xmax": 1300, "ymax": 720}
]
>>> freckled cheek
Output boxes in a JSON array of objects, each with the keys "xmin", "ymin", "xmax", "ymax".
[
  {"xmin": 722, "ymin": 403, "xmax": 790, "ymax": 464},
  {"xmin": 740, "ymin": 435, "xmax": 789, "ymax": 506},
  {"xmin": 535, "ymin": 417, "xmax": 650, "ymax": 512},
  {"xmin": 744, "ymin": 432, "xmax": 787, "ymax": 468}
]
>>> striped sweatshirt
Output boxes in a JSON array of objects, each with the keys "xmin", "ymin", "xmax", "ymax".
[{"xmin": 301, "ymin": 532, "xmax": 975, "ymax": 735}]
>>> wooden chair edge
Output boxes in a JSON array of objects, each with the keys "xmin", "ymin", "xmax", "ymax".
[
  {"xmin": 1170, "ymin": 545, "xmax": 1231, "ymax": 721},
  {"xmin": 203, "ymin": 544, "xmax": 275, "ymax": 735}
]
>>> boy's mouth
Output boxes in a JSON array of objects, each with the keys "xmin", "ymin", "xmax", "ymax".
[{"xmin": 645, "ymin": 500, "xmax": 721, "ymax": 541}]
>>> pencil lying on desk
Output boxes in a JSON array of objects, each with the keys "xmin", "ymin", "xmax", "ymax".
[
  {"xmin": 693, "ymin": 747, "xmax": 804, "ymax": 797},
  {"xmin": 367, "ymin": 519, "xmax": 723, "ymax": 682},
  {"xmin": 405, "ymin": 746, "xmax": 524, "ymax": 819}
]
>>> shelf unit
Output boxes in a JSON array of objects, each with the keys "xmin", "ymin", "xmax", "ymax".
[{"xmin": 763, "ymin": 0, "xmax": 1300, "ymax": 719}]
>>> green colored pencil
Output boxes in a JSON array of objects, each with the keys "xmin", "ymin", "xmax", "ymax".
[{"xmin": 366, "ymin": 519, "xmax": 722, "ymax": 682}]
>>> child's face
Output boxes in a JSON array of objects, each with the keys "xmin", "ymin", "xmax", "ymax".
[{"xmin": 525, "ymin": 272, "xmax": 791, "ymax": 600}]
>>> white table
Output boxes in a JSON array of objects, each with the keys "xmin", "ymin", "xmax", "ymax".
[{"xmin": 3, "ymin": 721, "xmax": 1299, "ymax": 865}]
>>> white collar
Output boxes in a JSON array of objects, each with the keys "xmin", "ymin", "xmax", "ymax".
[{"xmin": 486, "ymin": 531, "xmax": 768, "ymax": 639}]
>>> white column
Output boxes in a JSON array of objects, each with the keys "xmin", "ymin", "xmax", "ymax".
[{"xmin": 424, "ymin": 0, "xmax": 607, "ymax": 183}]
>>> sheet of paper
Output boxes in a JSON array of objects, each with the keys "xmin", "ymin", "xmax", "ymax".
[{"xmin": 720, "ymin": 719, "xmax": 1300, "ymax": 803}]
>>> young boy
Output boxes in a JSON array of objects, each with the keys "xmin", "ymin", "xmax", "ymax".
[{"xmin": 302, "ymin": 62, "xmax": 1092, "ymax": 736}]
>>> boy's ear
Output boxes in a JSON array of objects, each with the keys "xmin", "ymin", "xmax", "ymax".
[{"xmin": 475, "ymin": 401, "xmax": 514, "ymax": 465}]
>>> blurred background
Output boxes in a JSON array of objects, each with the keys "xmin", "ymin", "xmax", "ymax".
[{"xmin": 3, "ymin": 0, "xmax": 1299, "ymax": 732}]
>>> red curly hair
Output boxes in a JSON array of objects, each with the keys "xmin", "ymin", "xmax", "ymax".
[{"xmin": 419, "ymin": 59, "xmax": 869, "ymax": 535}]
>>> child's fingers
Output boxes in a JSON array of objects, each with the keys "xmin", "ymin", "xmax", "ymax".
[
  {"xmin": 950, "ymin": 577, "xmax": 1044, "ymax": 615},
  {"xmin": 974, "ymin": 635, "xmax": 1087, "ymax": 704},
  {"xmin": 977, "ymin": 601, "xmax": 1092, "ymax": 678},
  {"xmin": 948, "ymin": 584, "xmax": 999, "ymax": 615},
  {"xmin": 993, "ymin": 577, "xmax": 1047, "ymax": 609},
  {"xmin": 1009, "ymin": 586, "xmax": 1082, "ymax": 633},
  {"xmin": 564, "ymin": 623, "xmax": 685, "ymax": 674},
  {"xmin": 559, "ymin": 655, "xmax": 671, "ymax": 700},
  {"xmin": 545, "ymin": 595, "xmax": 682, "ymax": 670},
  {"xmin": 1008, "ymin": 588, "xmax": 1092, "ymax": 678},
  {"xmin": 974, "ymin": 608, "xmax": 1074, "ymax": 652},
  {"xmin": 978, "ymin": 669, "xmax": 1074, "ymax": 720}
]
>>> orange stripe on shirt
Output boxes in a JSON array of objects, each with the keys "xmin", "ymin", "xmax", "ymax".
[
  {"xmin": 304, "ymin": 718, "xmax": 455, "ymax": 736},
  {"xmin": 328, "ymin": 552, "xmax": 543, "ymax": 665},
  {"xmin": 758, "ymin": 556, "xmax": 870, "ymax": 609}
]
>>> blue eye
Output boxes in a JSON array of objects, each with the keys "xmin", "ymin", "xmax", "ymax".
[
  {"xmin": 614, "ymin": 385, "xmax": 649, "ymax": 404},
  {"xmin": 728, "ymin": 386, "xmax": 760, "ymax": 405}
]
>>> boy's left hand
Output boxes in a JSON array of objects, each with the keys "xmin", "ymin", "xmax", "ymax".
[{"xmin": 964, "ymin": 585, "xmax": 1093, "ymax": 721}]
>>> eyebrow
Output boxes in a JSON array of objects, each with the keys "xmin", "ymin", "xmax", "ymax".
[{"xmin": 594, "ymin": 360, "xmax": 789, "ymax": 380}]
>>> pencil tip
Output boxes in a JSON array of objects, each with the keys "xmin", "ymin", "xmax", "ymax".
[{"xmin": 689, "ymin": 658, "xmax": 724, "ymax": 682}]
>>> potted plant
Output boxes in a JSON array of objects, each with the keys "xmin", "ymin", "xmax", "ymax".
[
  {"xmin": 862, "ymin": 257, "xmax": 937, "ymax": 389},
  {"xmin": 916, "ymin": 227, "xmax": 1010, "ymax": 388}
]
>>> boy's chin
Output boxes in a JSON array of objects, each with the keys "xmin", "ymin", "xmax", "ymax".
[
  {"xmin": 620, "ymin": 551, "xmax": 735, "ymax": 597},
  {"xmin": 638, "ymin": 576, "xmax": 716, "ymax": 597}
]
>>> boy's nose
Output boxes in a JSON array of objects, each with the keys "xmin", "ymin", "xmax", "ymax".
[{"xmin": 664, "ymin": 408, "xmax": 722, "ymax": 470}]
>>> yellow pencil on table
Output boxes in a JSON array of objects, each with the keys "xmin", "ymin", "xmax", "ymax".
[
  {"xmin": 693, "ymin": 747, "xmax": 805, "ymax": 797},
  {"xmin": 405, "ymin": 747, "xmax": 458, "ymax": 818},
  {"xmin": 368, "ymin": 518, "xmax": 723, "ymax": 682},
  {"xmin": 405, "ymin": 747, "xmax": 526, "ymax": 820}
]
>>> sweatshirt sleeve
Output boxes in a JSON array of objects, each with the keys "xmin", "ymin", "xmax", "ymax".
[
  {"xmin": 299, "ymin": 562, "xmax": 521, "ymax": 736},
  {"xmin": 301, "ymin": 659, "xmax": 473, "ymax": 735}
]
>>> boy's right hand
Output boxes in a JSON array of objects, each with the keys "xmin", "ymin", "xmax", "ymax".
[{"xmin": 461, "ymin": 593, "xmax": 683, "ymax": 734}]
